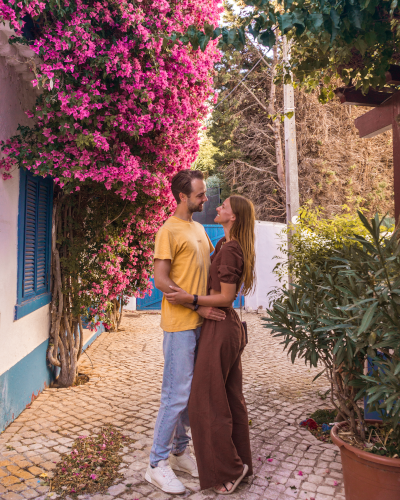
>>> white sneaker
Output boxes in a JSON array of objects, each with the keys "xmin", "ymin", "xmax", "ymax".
[
  {"xmin": 169, "ymin": 448, "xmax": 199, "ymax": 478},
  {"xmin": 145, "ymin": 460, "xmax": 186, "ymax": 494}
]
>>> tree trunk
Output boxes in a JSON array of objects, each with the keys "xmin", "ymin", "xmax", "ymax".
[
  {"xmin": 116, "ymin": 297, "xmax": 124, "ymax": 330},
  {"xmin": 47, "ymin": 194, "xmax": 82, "ymax": 388},
  {"xmin": 108, "ymin": 297, "xmax": 124, "ymax": 331}
]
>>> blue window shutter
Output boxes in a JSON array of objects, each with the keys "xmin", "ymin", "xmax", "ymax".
[
  {"xmin": 22, "ymin": 175, "xmax": 38, "ymax": 299},
  {"xmin": 15, "ymin": 169, "xmax": 53, "ymax": 319},
  {"xmin": 36, "ymin": 182, "xmax": 51, "ymax": 294}
]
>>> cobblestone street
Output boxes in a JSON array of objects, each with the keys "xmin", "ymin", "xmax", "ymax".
[{"xmin": 0, "ymin": 312, "xmax": 345, "ymax": 500}]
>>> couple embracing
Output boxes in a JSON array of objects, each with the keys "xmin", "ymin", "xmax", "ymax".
[{"xmin": 145, "ymin": 170, "xmax": 255, "ymax": 495}]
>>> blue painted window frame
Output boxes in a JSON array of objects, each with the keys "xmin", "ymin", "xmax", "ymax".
[{"xmin": 15, "ymin": 169, "xmax": 53, "ymax": 320}]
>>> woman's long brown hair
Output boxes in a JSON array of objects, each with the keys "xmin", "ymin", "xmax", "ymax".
[{"xmin": 229, "ymin": 195, "xmax": 256, "ymax": 296}]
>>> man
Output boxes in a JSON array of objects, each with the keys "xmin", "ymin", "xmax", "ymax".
[{"xmin": 145, "ymin": 170, "xmax": 226, "ymax": 494}]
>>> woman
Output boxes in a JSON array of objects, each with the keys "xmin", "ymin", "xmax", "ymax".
[{"xmin": 164, "ymin": 195, "xmax": 255, "ymax": 494}]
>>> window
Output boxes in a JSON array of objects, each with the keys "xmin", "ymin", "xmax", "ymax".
[{"xmin": 15, "ymin": 169, "xmax": 53, "ymax": 319}]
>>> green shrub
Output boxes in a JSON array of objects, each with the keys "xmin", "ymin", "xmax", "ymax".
[
  {"xmin": 274, "ymin": 205, "xmax": 371, "ymax": 287},
  {"xmin": 265, "ymin": 212, "xmax": 400, "ymax": 455}
]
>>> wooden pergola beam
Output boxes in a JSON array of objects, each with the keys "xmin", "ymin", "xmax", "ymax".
[
  {"xmin": 335, "ymin": 88, "xmax": 392, "ymax": 107},
  {"xmin": 354, "ymin": 90, "xmax": 400, "ymax": 222},
  {"xmin": 354, "ymin": 105, "xmax": 392, "ymax": 138}
]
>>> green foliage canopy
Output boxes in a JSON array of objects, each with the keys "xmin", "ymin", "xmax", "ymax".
[{"xmin": 179, "ymin": 0, "xmax": 400, "ymax": 102}]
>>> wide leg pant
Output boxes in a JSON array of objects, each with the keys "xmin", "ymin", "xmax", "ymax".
[{"xmin": 188, "ymin": 307, "xmax": 253, "ymax": 490}]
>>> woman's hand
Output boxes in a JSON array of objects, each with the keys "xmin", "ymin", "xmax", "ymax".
[{"xmin": 164, "ymin": 285, "xmax": 193, "ymax": 305}]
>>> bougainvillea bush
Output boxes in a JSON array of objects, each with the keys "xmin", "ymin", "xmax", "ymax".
[{"xmin": 0, "ymin": 0, "xmax": 220, "ymax": 385}]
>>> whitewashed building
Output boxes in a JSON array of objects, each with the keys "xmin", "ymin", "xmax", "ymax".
[
  {"xmin": 0, "ymin": 22, "xmax": 104, "ymax": 432},
  {"xmin": 0, "ymin": 21, "xmax": 53, "ymax": 433}
]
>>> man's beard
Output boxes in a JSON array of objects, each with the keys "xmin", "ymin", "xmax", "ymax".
[{"xmin": 188, "ymin": 199, "xmax": 204, "ymax": 213}]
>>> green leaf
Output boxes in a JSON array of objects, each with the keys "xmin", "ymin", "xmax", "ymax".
[
  {"xmin": 212, "ymin": 27, "xmax": 221, "ymax": 40},
  {"xmin": 358, "ymin": 302, "xmax": 378, "ymax": 334},
  {"xmin": 364, "ymin": 30, "xmax": 377, "ymax": 46},
  {"xmin": 312, "ymin": 369, "xmax": 326, "ymax": 382},
  {"xmin": 279, "ymin": 13, "xmax": 294, "ymax": 32},
  {"xmin": 330, "ymin": 8, "xmax": 340, "ymax": 41},
  {"xmin": 199, "ymin": 34, "xmax": 211, "ymax": 52},
  {"xmin": 204, "ymin": 22, "xmax": 214, "ymax": 37},
  {"xmin": 238, "ymin": 27, "xmax": 246, "ymax": 45},
  {"xmin": 348, "ymin": 6, "xmax": 363, "ymax": 30},
  {"xmin": 308, "ymin": 13, "xmax": 324, "ymax": 32},
  {"xmin": 354, "ymin": 37, "xmax": 368, "ymax": 56},
  {"xmin": 227, "ymin": 28, "xmax": 237, "ymax": 45},
  {"xmin": 259, "ymin": 29, "xmax": 276, "ymax": 48},
  {"xmin": 292, "ymin": 9, "xmax": 305, "ymax": 28}
]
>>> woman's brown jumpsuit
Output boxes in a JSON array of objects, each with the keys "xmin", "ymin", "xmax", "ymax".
[{"xmin": 188, "ymin": 238, "xmax": 253, "ymax": 490}]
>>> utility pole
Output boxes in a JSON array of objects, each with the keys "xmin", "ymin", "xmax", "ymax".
[
  {"xmin": 283, "ymin": 36, "xmax": 299, "ymax": 225},
  {"xmin": 283, "ymin": 36, "xmax": 299, "ymax": 287}
]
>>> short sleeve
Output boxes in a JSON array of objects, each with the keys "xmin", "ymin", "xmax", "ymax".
[
  {"xmin": 205, "ymin": 231, "xmax": 214, "ymax": 254},
  {"xmin": 218, "ymin": 242, "xmax": 243, "ymax": 285},
  {"xmin": 154, "ymin": 227, "xmax": 176, "ymax": 262}
]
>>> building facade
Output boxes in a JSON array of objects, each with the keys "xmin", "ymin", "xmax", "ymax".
[{"xmin": 0, "ymin": 27, "xmax": 54, "ymax": 431}]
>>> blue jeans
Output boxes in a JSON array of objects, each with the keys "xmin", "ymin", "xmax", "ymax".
[{"xmin": 149, "ymin": 327, "xmax": 202, "ymax": 467}]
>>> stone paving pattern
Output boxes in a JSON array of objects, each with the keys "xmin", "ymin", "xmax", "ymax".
[{"xmin": 0, "ymin": 312, "xmax": 345, "ymax": 500}]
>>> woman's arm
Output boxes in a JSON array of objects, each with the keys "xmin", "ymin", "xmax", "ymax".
[
  {"xmin": 155, "ymin": 260, "xmax": 226, "ymax": 321},
  {"xmin": 164, "ymin": 282, "xmax": 236, "ymax": 308}
]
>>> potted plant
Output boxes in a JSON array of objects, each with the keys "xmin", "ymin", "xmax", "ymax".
[{"xmin": 265, "ymin": 210, "xmax": 400, "ymax": 500}]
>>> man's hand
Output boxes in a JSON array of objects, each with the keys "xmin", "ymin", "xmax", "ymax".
[{"xmin": 197, "ymin": 306, "xmax": 226, "ymax": 321}]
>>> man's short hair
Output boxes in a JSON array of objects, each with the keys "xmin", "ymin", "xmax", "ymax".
[{"xmin": 171, "ymin": 170, "xmax": 204, "ymax": 204}]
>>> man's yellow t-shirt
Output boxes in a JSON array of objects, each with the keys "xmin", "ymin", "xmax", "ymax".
[{"xmin": 154, "ymin": 216, "xmax": 214, "ymax": 332}]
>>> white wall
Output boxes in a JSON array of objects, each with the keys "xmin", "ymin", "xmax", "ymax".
[
  {"xmin": 245, "ymin": 220, "xmax": 287, "ymax": 311},
  {"xmin": 0, "ymin": 58, "xmax": 50, "ymax": 377},
  {"xmin": 124, "ymin": 297, "xmax": 137, "ymax": 311}
]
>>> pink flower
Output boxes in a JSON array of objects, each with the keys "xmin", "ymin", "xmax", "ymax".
[
  {"xmin": 298, "ymin": 471, "xmax": 303, "ymax": 476},
  {"xmin": 91, "ymin": 474, "xmax": 97, "ymax": 480},
  {"xmin": 333, "ymin": 481, "xmax": 338, "ymax": 486},
  {"xmin": 267, "ymin": 458, "xmax": 273, "ymax": 462},
  {"xmin": 0, "ymin": 0, "xmax": 222, "ymax": 346}
]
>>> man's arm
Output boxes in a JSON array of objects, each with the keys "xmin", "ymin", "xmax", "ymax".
[
  {"xmin": 154, "ymin": 259, "xmax": 178, "ymax": 293},
  {"xmin": 154, "ymin": 259, "xmax": 226, "ymax": 321}
]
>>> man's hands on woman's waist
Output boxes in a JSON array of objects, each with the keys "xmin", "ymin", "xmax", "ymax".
[
  {"xmin": 196, "ymin": 306, "xmax": 226, "ymax": 321},
  {"xmin": 164, "ymin": 285, "xmax": 226, "ymax": 321}
]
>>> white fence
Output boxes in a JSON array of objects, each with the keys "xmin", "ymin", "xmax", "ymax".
[{"xmin": 245, "ymin": 221, "xmax": 287, "ymax": 311}]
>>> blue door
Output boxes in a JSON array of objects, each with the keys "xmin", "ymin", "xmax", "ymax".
[{"xmin": 137, "ymin": 224, "xmax": 244, "ymax": 310}]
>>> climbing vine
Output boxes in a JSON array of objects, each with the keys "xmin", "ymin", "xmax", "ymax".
[{"xmin": 0, "ymin": 0, "xmax": 220, "ymax": 385}]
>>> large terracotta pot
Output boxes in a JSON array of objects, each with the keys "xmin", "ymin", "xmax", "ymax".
[{"xmin": 331, "ymin": 420, "xmax": 400, "ymax": 500}]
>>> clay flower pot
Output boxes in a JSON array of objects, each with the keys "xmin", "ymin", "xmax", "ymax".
[{"xmin": 331, "ymin": 420, "xmax": 400, "ymax": 500}]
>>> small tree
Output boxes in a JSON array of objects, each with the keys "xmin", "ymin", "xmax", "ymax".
[
  {"xmin": 265, "ymin": 212, "xmax": 400, "ymax": 454},
  {"xmin": 46, "ymin": 183, "xmax": 157, "ymax": 387}
]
